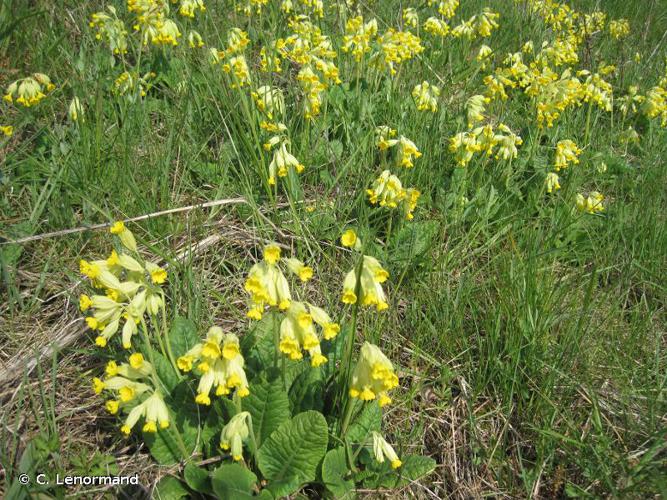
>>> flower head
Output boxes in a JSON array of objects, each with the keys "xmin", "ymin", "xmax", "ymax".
[{"xmin": 349, "ymin": 342, "xmax": 399, "ymax": 406}]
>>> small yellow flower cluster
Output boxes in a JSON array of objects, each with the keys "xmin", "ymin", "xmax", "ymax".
[
  {"xmin": 372, "ymin": 431, "xmax": 402, "ymax": 469},
  {"xmin": 349, "ymin": 342, "xmax": 399, "ymax": 406},
  {"xmin": 367, "ymin": 170, "xmax": 421, "ymax": 221},
  {"xmin": 642, "ymin": 86, "xmax": 667, "ymax": 127},
  {"xmin": 220, "ymin": 412, "xmax": 250, "ymax": 461},
  {"xmin": 89, "ymin": 7, "xmax": 128, "ymax": 54},
  {"xmin": 0, "ymin": 125, "xmax": 13, "ymax": 137},
  {"xmin": 177, "ymin": 327, "xmax": 250, "ymax": 405},
  {"xmin": 372, "ymin": 29, "xmax": 424, "ymax": 76},
  {"xmin": 279, "ymin": 301, "xmax": 339, "ymax": 366},
  {"xmin": 342, "ymin": 16, "xmax": 378, "ymax": 62},
  {"xmin": 178, "ymin": 0, "xmax": 205, "ymax": 18},
  {"xmin": 93, "ymin": 353, "xmax": 170, "ymax": 435},
  {"xmin": 113, "ymin": 71, "xmax": 155, "ymax": 99},
  {"xmin": 3, "ymin": 74, "xmax": 55, "ymax": 107},
  {"xmin": 79, "ymin": 222, "xmax": 166, "ymax": 348},
  {"xmin": 212, "ymin": 28, "xmax": 251, "ymax": 88},
  {"xmin": 341, "ymin": 250, "xmax": 390, "ymax": 311},
  {"xmin": 554, "ymin": 139, "xmax": 582, "ymax": 171},
  {"xmin": 449, "ymin": 123, "xmax": 522, "ymax": 166},
  {"xmin": 609, "ymin": 19, "xmax": 630, "ymax": 40},
  {"xmin": 412, "ymin": 81, "xmax": 441, "ymax": 113},
  {"xmin": 576, "ymin": 192, "xmax": 604, "ymax": 214}
]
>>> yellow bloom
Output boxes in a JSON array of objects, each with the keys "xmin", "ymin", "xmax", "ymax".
[
  {"xmin": 576, "ymin": 192, "xmax": 605, "ymax": 214},
  {"xmin": 4, "ymin": 74, "xmax": 54, "ymax": 107},
  {"xmin": 341, "ymin": 256, "xmax": 390, "ymax": 311},
  {"xmin": 349, "ymin": 343, "xmax": 399, "ymax": 406},
  {"xmin": 68, "ymin": 97, "xmax": 84, "ymax": 122},
  {"xmin": 412, "ymin": 81, "xmax": 440, "ymax": 112},
  {"xmin": 341, "ymin": 229, "xmax": 358, "ymax": 248},
  {"xmin": 285, "ymin": 258, "xmax": 313, "ymax": 282},
  {"xmin": 545, "ymin": 172, "xmax": 561, "ymax": 193},
  {"xmin": 220, "ymin": 412, "xmax": 250, "ymax": 461},
  {"xmin": 0, "ymin": 125, "xmax": 13, "ymax": 137},
  {"xmin": 109, "ymin": 221, "xmax": 137, "ymax": 252},
  {"xmin": 554, "ymin": 140, "xmax": 582, "ymax": 171},
  {"xmin": 279, "ymin": 301, "xmax": 334, "ymax": 365},
  {"xmin": 372, "ymin": 431, "xmax": 402, "ymax": 469},
  {"xmin": 178, "ymin": 328, "xmax": 250, "ymax": 403}
]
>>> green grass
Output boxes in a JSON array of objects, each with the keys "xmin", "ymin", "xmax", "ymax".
[{"xmin": 1, "ymin": 0, "xmax": 666, "ymax": 497}]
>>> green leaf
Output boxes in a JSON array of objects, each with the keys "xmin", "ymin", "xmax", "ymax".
[
  {"xmin": 243, "ymin": 313, "xmax": 277, "ymax": 370},
  {"xmin": 153, "ymin": 476, "xmax": 189, "ymax": 500},
  {"xmin": 322, "ymin": 448, "xmax": 355, "ymax": 499},
  {"xmin": 169, "ymin": 316, "xmax": 200, "ymax": 359},
  {"xmin": 257, "ymin": 411, "xmax": 329, "ymax": 497},
  {"xmin": 242, "ymin": 379, "xmax": 291, "ymax": 446},
  {"xmin": 145, "ymin": 381, "xmax": 201, "ymax": 464},
  {"xmin": 391, "ymin": 220, "xmax": 440, "ymax": 264},
  {"xmin": 289, "ymin": 366, "xmax": 324, "ymax": 414},
  {"xmin": 211, "ymin": 463, "xmax": 257, "ymax": 499},
  {"xmin": 183, "ymin": 462, "xmax": 212, "ymax": 494},
  {"xmin": 346, "ymin": 402, "xmax": 381, "ymax": 444},
  {"xmin": 152, "ymin": 351, "xmax": 180, "ymax": 393}
]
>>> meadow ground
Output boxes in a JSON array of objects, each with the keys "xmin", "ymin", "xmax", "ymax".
[{"xmin": 1, "ymin": 0, "xmax": 666, "ymax": 498}]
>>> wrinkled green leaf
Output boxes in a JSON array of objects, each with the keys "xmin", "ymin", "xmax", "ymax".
[
  {"xmin": 242, "ymin": 379, "xmax": 291, "ymax": 446},
  {"xmin": 257, "ymin": 411, "xmax": 329, "ymax": 497},
  {"xmin": 153, "ymin": 476, "xmax": 189, "ymax": 500},
  {"xmin": 169, "ymin": 316, "xmax": 200, "ymax": 359},
  {"xmin": 211, "ymin": 463, "xmax": 257, "ymax": 499},
  {"xmin": 183, "ymin": 462, "xmax": 212, "ymax": 494},
  {"xmin": 347, "ymin": 402, "xmax": 381, "ymax": 444},
  {"xmin": 322, "ymin": 447, "xmax": 355, "ymax": 499}
]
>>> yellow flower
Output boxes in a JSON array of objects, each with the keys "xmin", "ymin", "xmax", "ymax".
[
  {"xmin": 0, "ymin": 125, "xmax": 13, "ymax": 137},
  {"xmin": 220, "ymin": 412, "xmax": 250, "ymax": 461},
  {"xmin": 285, "ymin": 258, "xmax": 313, "ymax": 282},
  {"xmin": 263, "ymin": 244, "xmax": 281, "ymax": 265},
  {"xmin": 349, "ymin": 343, "xmax": 399, "ymax": 406},
  {"xmin": 68, "ymin": 97, "xmax": 84, "ymax": 122},
  {"xmin": 341, "ymin": 256, "xmax": 390, "ymax": 311},
  {"xmin": 609, "ymin": 19, "xmax": 630, "ymax": 40},
  {"xmin": 466, "ymin": 95, "xmax": 490, "ymax": 128},
  {"xmin": 179, "ymin": 0, "xmax": 206, "ymax": 18},
  {"xmin": 545, "ymin": 172, "xmax": 561, "ymax": 194},
  {"xmin": 178, "ymin": 328, "xmax": 250, "ymax": 403},
  {"xmin": 4, "ymin": 74, "xmax": 54, "ymax": 107},
  {"xmin": 341, "ymin": 229, "xmax": 358, "ymax": 248},
  {"xmin": 372, "ymin": 432, "xmax": 402, "ymax": 469},
  {"xmin": 109, "ymin": 221, "xmax": 137, "ymax": 252},
  {"xmin": 187, "ymin": 30, "xmax": 205, "ymax": 48},
  {"xmin": 279, "ymin": 302, "xmax": 334, "ymax": 366},
  {"xmin": 403, "ymin": 8, "xmax": 418, "ymax": 28},
  {"xmin": 412, "ymin": 81, "xmax": 440, "ymax": 112},
  {"xmin": 576, "ymin": 192, "xmax": 605, "ymax": 214},
  {"xmin": 554, "ymin": 140, "xmax": 582, "ymax": 171}
]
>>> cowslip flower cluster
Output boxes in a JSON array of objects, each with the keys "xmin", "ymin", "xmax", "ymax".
[
  {"xmin": 3, "ymin": 74, "xmax": 55, "ymax": 107},
  {"xmin": 244, "ymin": 244, "xmax": 314, "ymax": 319},
  {"xmin": 371, "ymin": 432, "xmax": 402, "ymax": 469},
  {"xmin": 412, "ymin": 81, "xmax": 440, "ymax": 112},
  {"xmin": 545, "ymin": 172, "xmax": 561, "ymax": 194},
  {"xmin": 342, "ymin": 16, "xmax": 378, "ymax": 62},
  {"xmin": 341, "ymin": 248, "xmax": 390, "ymax": 312},
  {"xmin": 279, "ymin": 301, "xmax": 339, "ymax": 366},
  {"xmin": 576, "ymin": 192, "xmax": 604, "ymax": 214},
  {"xmin": 177, "ymin": 327, "xmax": 250, "ymax": 405},
  {"xmin": 349, "ymin": 342, "xmax": 399, "ymax": 406},
  {"xmin": 79, "ymin": 222, "xmax": 166, "ymax": 348},
  {"xmin": 93, "ymin": 353, "xmax": 170, "ymax": 435},
  {"xmin": 367, "ymin": 170, "xmax": 420, "ymax": 221},
  {"xmin": 449, "ymin": 123, "xmax": 522, "ymax": 166},
  {"xmin": 554, "ymin": 139, "xmax": 582, "ymax": 171},
  {"xmin": 220, "ymin": 412, "xmax": 250, "ymax": 461},
  {"xmin": 89, "ymin": 6, "xmax": 128, "ymax": 54},
  {"xmin": 371, "ymin": 29, "xmax": 424, "ymax": 76}
]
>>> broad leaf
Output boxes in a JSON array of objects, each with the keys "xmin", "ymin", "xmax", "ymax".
[
  {"xmin": 257, "ymin": 411, "xmax": 329, "ymax": 497},
  {"xmin": 289, "ymin": 366, "xmax": 324, "ymax": 413},
  {"xmin": 242, "ymin": 379, "xmax": 291, "ymax": 446},
  {"xmin": 169, "ymin": 316, "xmax": 200, "ymax": 358},
  {"xmin": 211, "ymin": 463, "xmax": 257, "ymax": 499},
  {"xmin": 152, "ymin": 351, "xmax": 180, "ymax": 393},
  {"xmin": 346, "ymin": 402, "xmax": 381, "ymax": 444},
  {"xmin": 183, "ymin": 462, "xmax": 212, "ymax": 494},
  {"xmin": 322, "ymin": 447, "xmax": 355, "ymax": 499},
  {"xmin": 153, "ymin": 476, "xmax": 189, "ymax": 500}
]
